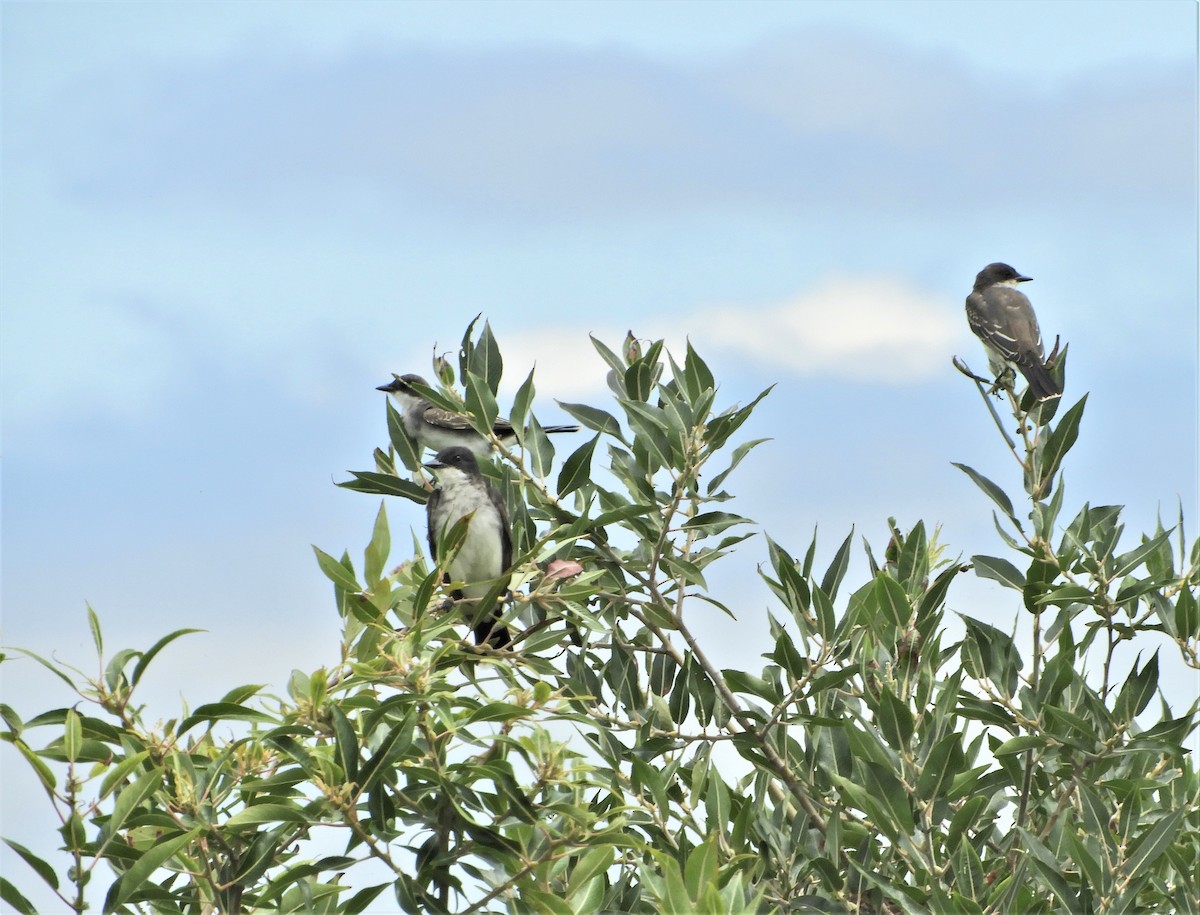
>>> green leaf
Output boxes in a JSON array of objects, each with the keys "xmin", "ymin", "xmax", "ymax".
[
  {"xmin": 873, "ymin": 574, "xmax": 911, "ymax": 627},
  {"xmin": 876, "ymin": 689, "xmax": 914, "ymax": 750},
  {"xmin": 1111, "ymin": 530, "xmax": 1173, "ymax": 580},
  {"xmin": 971, "ymin": 555, "xmax": 1026, "ymax": 590},
  {"xmin": 3, "ymin": 840, "xmax": 58, "ymax": 892},
  {"xmin": 1036, "ymin": 394, "xmax": 1087, "ymax": 495},
  {"xmin": 954, "ymin": 837, "xmax": 985, "ymax": 903},
  {"xmin": 557, "ymin": 400, "xmax": 624, "ymax": 440},
  {"xmin": 386, "ymin": 397, "xmax": 424, "ymax": 470},
  {"xmin": 821, "ymin": 529, "xmax": 855, "ymax": 599},
  {"xmin": 681, "ymin": 511, "xmax": 751, "ymax": 536},
  {"xmin": 508, "ymin": 367, "xmax": 536, "ymax": 445},
  {"xmin": 131, "ymin": 627, "xmax": 204, "ymax": 688},
  {"xmin": 363, "ymin": 501, "xmax": 391, "ymax": 586},
  {"xmin": 684, "ymin": 834, "xmax": 719, "ymax": 904},
  {"xmin": 952, "ymin": 463, "xmax": 1018, "ymax": 524},
  {"xmin": 330, "ymin": 704, "xmax": 358, "ymax": 783},
  {"xmin": 12, "ymin": 739, "xmax": 57, "ymax": 791},
  {"xmin": 706, "ymin": 437, "xmax": 769, "ymax": 495},
  {"xmin": 1120, "ymin": 807, "xmax": 1185, "ymax": 882},
  {"xmin": 1016, "ymin": 827, "xmax": 1080, "ymax": 911},
  {"xmin": 465, "ymin": 318, "xmax": 503, "ymax": 393},
  {"xmin": 915, "ymin": 732, "xmax": 966, "ymax": 800},
  {"xmin": 464, "ymin": 370, "xmax": 500, "ymax": 436},
  {"xmin": 178, "ymin": 703, "xmax": 276, "ymax": 734},
  {"xmin": 1114, "ymin": 651, "xmax": 1159, "ymax": 722},
  {"xmin": 107, "ymin": 768, "xmax": 163, "ymax": 840},
  {"xmin": 992, "ymin": 735, "xmax": 1044, "ymax": 756},
  {"xmin": 312, "ymin": 545, "xmax": 360, "ymax": 592},
  {"xmin": 557, "ymin": 435, "xmax": 598, "ymax": 497},
  {"xmin": 525, "ymin": 413, "xmax": 555, "ymax": 478},
  {"xmin": 63, "ymin": 708, "xmax": 82, "ymax": 763},
  {"xmin": 336, "ymin": 471, "xmax": 428, "ymax": 504},
  {"xmin": 105, "ymin": 827, "xmax": 201, "ymax": 911},
  {"xmin": 225, "ymin": 803, "xmax": 311, "ymax": 830},
  {"xmin": 0, "ymin": 878, "xmax": 36, "ymax": 915},
  {"xmin": 566, "ymin": 845, "xmax": 615, "ymax": 898},
  {"xmin": 87, "ymin": 604, "xmax": 104, "ymax": 657}
]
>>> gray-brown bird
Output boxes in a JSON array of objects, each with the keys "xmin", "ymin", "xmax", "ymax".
[
  {"xmin": 424, "ymin": 446, "xmax": 512, "ymax": 648},
  {"xmin": 378, "ymin": 374, "xmax": 579, "ymax": 456},
  {"xmin": 966, "ymin": 263, "xmax": 1061, "ymax": 401}
]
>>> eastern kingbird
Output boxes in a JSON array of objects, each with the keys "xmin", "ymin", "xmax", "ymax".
[
  {"xmin": 425, "ymin": 446, "xmax": 513, "ymax": 648},
  {"xmin": 377, "ymin": 374, "xmax": 580, "ymax": 457},
  {"xmin": 966, "ymin": 263, "xmax": 1061, "ymax": 401}
]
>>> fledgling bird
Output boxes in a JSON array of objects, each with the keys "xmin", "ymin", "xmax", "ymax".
[
  {"xmin": 965, "ymin": 263, "xmax": 1061, "ymax": 401},
  {"xmin": 377, "ymin": 374, "xmax": 580, "ymax": 457},
  {"xmin": 425, "ymin": 446, "xmax": 513, "ymax": 648}
]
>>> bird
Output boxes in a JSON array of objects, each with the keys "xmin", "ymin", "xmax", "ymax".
[
  {"xmin": 965, "ymin": 263, "xmax": 1061, "ymax": 401},
  {"xmin": 424, "ymin": 446, "xmax": 513, "ymax": 648},
  {"xmin": 377, "ymin": 374, "xmax": 580, "ymax": 457}
]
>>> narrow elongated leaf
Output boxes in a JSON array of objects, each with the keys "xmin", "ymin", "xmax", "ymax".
[
  {"xmin": 107, "ymin": 768, "xmax": 163, "ymax": 839},
  {"xmin": 952, "ymin": 463, "xmax": 1017, "ymax": 523},
  {"xmin": 971, "ymin": 555, "xmax": 1026, "ymax": 590},
  {"xmin": 525, "ymin": 413, "xmax": 555, "ymax": 478},
  {"xmin": 336, "ymin": 471, "xmax": 428, "ymax": 504},
  {"xmin": 1036, "ymin": 394, "xmax": 1087, "ymax": 494},
  {"xmin": 566, "ymin": 845, "xmax": 615, "ymax": 898},
  {"xmin": 915, "ymin": 732, "xmax": 966, "ymax": 800},
  {"xmin": 105, "ymin": 827, "xmax": 202, "ymax": 911},
  {"xmin": 1120, "ymin": 807, "xmax": 1185, "ymax": 881},
  {"xmin": 466, "ymin": 319, "xmax": 503, "ymax": 393},
  {"xmin": 385, "ymin": 398, "xmax": 424, "ymax": 471},
  {"xmin": 131, "ymin": 628, "xmax": 204, "ymax": 687},
  {"xmin": 363, "ymin": 501, "xmax": 391, "ymax": 586},
  {"xmin": 706, "ymin": 437, "xmax": 769, "ymax": 495},
  {"xmin": 464, "ymin": 371, "xmax": 500, "ymax": 436},
  {"xmin": 0, "ymin": 878, "xmax": 36, "ymax": 915},
  {"xmin": 226, "ymin": 803, "xmax": 311, "ymax": 830},
  {"xmin": 63, "ymin": 709, "xmax": 82, "ymax": 763},
  {"xmin": 87, "ymin": 604, "xmax": 104, "ymax": 657},
  {"xmin": 312, "ymin": 546, "xmax": 360, "ymax": 591},
  {"xmin": 876, "ymin": 689, "xmax": 913, "ymax": 750},
  {"xmin": 330, "ymin": 704, "xmax": 358, "ymax": 783},
  {"xmin": 557, "ymin": 435, "xmax": 598, "ymax": 497},
  {"xmin": 3, "ymin": 840, "xmax": 58, "ymax": 892},
  {"xmin": 509, "ymin": 368, "xmax": 536, "ymax": 447},
  {"xmin": 821, "ymin": 529, "xmax": 855, "ymax": 599},
  {"xmin": 873, "ymin": 574, "xmax": 911, "ymax": 627},
  {"xmin": 684, "ymin": 834, "xmax": 720, "ymax": 904}
]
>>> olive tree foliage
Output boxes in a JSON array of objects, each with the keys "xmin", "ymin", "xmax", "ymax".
[{"xmin": 3, "ymin": 321, "xmax": 1198, "ymax": 915}]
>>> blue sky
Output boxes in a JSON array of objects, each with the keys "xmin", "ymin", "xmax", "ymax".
[{"xmin": 2, "ymin": 0, "xmax": 1197, "ymax": 905}]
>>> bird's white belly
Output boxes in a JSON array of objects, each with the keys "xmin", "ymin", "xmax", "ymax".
[{"xmin": 437, "ymin": 489, "xmax": 504, "ymax": 596}]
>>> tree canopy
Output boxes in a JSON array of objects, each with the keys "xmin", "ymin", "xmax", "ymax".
[{"xmin": 3, "ymin": 323, "xmax": 1198, "ymax": 914}]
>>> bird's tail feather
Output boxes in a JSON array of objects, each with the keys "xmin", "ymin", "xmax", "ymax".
[
  {"xmin": 473, "ymin": 612, "xmax": 512, "ymax": 649},
  {"xmin": 1019, "ymin": 360, "xmax": 1062, "ymax": 401}
]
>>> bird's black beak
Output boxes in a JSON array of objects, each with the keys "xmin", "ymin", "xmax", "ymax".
[
  {"xmin": 1016, "ymin": 275, "xmax": 1033, "ymax": 283},
  {"xmin": 424, "ymin": 460, "xmax": 446, "ymax": 471},
  {"xmin": 377, "ymin": 378, "xmax": 404, "ymax": 393}
]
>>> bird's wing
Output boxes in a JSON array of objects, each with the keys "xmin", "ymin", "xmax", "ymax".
[
  {"xmin": 486, "ymin": 482, "xmax": 513, "ymax": 571},
  {"xmin": 426, "ymin": 488, "xmax": 443, "ymax": 561},
  {"xmin": 420, "ymin": 406, "xmax": 474, "ymax": 431},
  {"xmin": 969, "ymin": 287, "xmax": 1045, "ymax": 360},
  {"xmin": 421, "ymin": 406, "xmax": 515, "ymax": 437}
]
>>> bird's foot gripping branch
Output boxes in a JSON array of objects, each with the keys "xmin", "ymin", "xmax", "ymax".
[{"xmin": 2, "ymin": 320, "xmax": 1197, "ymax": 915}]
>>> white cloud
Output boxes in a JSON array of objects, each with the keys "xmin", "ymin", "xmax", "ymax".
[
  {"xmin": 495, "ymin": 275, "xmax": 962, "ymax": 399},
  {"xmin": 692, "ymin": 276, "xmax": 961, "ymax": 382}
]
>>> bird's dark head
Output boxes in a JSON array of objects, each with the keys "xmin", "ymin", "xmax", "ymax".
[
  {"xmin": 376, "ymin": 373, "xmax": 429, "ymax": 395},
  {"xmin": 976, "ymin": 262, "xmax": 1033, "ymax": 288},
  {"xmin": 424, "ymin": 446, "xmax": 481, "ymax": 476}
]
